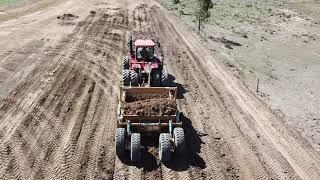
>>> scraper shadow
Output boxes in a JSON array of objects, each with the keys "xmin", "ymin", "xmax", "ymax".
[{"xmin": 168, "ymin": 74, "xmax": 187, "ymax": 100}]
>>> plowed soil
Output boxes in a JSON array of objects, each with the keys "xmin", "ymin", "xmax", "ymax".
[{"xmin": 0, "ymin": 0, "xmax": 319, "ymax": 179}]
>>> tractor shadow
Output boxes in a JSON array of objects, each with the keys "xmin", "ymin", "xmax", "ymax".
[
  {"xmin": 162, "ymin": 74, "xmax": 206, "ymax": 171},
  {"xmin": 162, "ymin": 113, "xmax": 206, "ymax": 171},
  {"xmin": 120, "ymin": 74, "xmax": 206, "ymax": 172},
  {"xmin": 168, "ymin": 74, "xmax": 187, "ymax": 100}
]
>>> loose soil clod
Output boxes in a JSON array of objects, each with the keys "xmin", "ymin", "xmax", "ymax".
[{"xmin": 57, "ymin": 13, "xmax": 79, "ymax": 21}]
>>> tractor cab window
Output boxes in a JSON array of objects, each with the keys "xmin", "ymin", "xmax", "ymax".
[{"xmin": 136, "ymin": 47, "xmax": 154, "ymax": 61}]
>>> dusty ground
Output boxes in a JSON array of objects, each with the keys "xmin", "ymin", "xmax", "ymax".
[{"xmin": 0, "ymin": 0, "xmax": 320, "ymax": 179}]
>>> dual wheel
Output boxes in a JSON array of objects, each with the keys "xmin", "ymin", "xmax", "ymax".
[
  {"xmin": 122, "ymin": 69, "xmax": 138, "ymax": 86},
  {"xmin": 122, "ymin": 56, "xmax": 138, "ymax": 86},
  {"xmin": 115, "ymin": 127, "xmax": 186, "ymax": 162},
  {"xmin": 115, "ymin": 128, "xmax": 141, "ymax": 162},
  {"xmin": 159, "ymin": 128, "xmax": 186, "ymax": 162}
]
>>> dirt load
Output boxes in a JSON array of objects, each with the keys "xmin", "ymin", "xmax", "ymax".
[
  {"xmin": 125, "ymin": 93, "xmax": 169, "ymax": 102},
  {"xmin": 123, "ymin": 94, "xmax": 177, "ymax": 115}
]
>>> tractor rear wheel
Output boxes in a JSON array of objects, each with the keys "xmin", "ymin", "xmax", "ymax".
[
  {"xmin": 129, "ymin": 70, "xmax": 138, "ymax": 86},
  {"xmin": 123, "ymin": 56, "xmax": 129, "ymax": 69},
  {"xmin": 152, "ymin": 71, "xmax": 161, "ymax": 87},
  {"xmin": 115, "ymin": 128, "xmax": 126, "ymax": 156},
  {"xmin": 161, "ymin": 69, "xmax": 169, "ymax": 86},
  {"xmin": 130, "ymin": 133, "xmax": 141, "ymax": 162},
  {"xmin": 173, "ymin": 128, "xmax": 186, "ymax": 155},
  {"xmin": 122, "ymin": 70, "xmax": 130, "ymax": 86},
  {"xmin": 159, "ymin": 133, "xmax": 171, "ymax": 162}
]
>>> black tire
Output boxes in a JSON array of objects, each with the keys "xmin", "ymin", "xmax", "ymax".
[
  {"xmin": 115, "ymin": 128, "xmax": 126, "ymax": 156},
  {"xmin": 123, "ymin": 56, "xmax": 129, "ymax": 69},
  {"xmin": 173, "ymin": 128, "xmax": 186, "ymax": 154},
  {"xmin": 130, "ymin": 133, "xmax": 141, "ymax": 162},
  {"xmin": 122, "ymin": 69, "xmax": 130, "ymax": 86},
  {"xmin": 129, "ymin": 70, "xmax": 138, "ymax": 86},
  {"xmin": 161, "ymin": 69, "xmax": 169, "ymax": 86},
  {"xmin": 159, "ymin": 133, "xmax": 171, "ymax": 162},
  {"xmin": 151, "ymin": 71, "xmax": 161, "ymax": 87}
]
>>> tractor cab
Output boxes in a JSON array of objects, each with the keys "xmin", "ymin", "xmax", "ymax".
[
  {"xmin": 134, "ymin": 39, "xmax": 156, "ymax": 62},
  {"xmin": 128, "ymin": 36, "xmax": 157, "ymax": 62}
]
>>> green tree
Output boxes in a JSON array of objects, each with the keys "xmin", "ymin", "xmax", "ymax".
[{"xmin": 195, "ymin": 0, "xmax": 213, "ymax": 33}]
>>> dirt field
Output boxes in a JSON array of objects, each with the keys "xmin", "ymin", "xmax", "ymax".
[{"xmin": 0, "ymin": 0, "xmax": 320, "ymax": 179}]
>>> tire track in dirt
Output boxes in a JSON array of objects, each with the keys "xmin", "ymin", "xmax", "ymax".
[
  {"xmin": 96, "ymin": 92, "xmax": 117, "ymax": 179},
  {"xmin": 82, "ymin": 90, "xmax": 108, "ymax": 179},
  {"xmin": 54, "ymin": 12, "xmax": 129, "ymax": 179},
  {"xmin": 48, "ymin": 10, "xmax": 129, "ymax": 179},
  {"xmin": 0, "ymin": 12, "xmax": 96, "ymax": 122},
  {"xmin": 73, "ymin": 84, "xmax": 102, "ymax": 179},
  {"xmin": 0, "ymin": 8, "xmax": 129, "ymax": 179},
  {"xmin": 48, "ymin": 72, "xmax": 94, "ymax": 179},
  {"xmin": 0, "ymin": 69, "xmax": 86, "ymax": 179},
  {"xmin": 18, "ymin": 69, "xmax": 83, "ymax": 179},
  {"xmin": 0, "ymin": 23, "xmax": 96, "ymax": 165}
]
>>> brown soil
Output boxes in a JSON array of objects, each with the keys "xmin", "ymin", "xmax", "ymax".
[
  {"xmin": 123, "ymin": 98, "xmax": 177, "ymax": 115},
  {"xmin": 125, "ymin": 93, "xmax": 169, "ymax": 102}
]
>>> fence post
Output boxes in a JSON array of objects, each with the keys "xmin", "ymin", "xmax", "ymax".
[{"xmin": 256, "ymin": 78, "xmax": 260, "ymax": 92}]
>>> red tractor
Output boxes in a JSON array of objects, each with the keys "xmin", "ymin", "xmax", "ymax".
[{"xmin": 122, "ymin": 36, "xmax": 169, "ymax": 87}]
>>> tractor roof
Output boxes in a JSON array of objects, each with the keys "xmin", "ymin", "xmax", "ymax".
[{"xmin": 134, "ymin": 39, "xmax": 156, "ymax": 47}]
